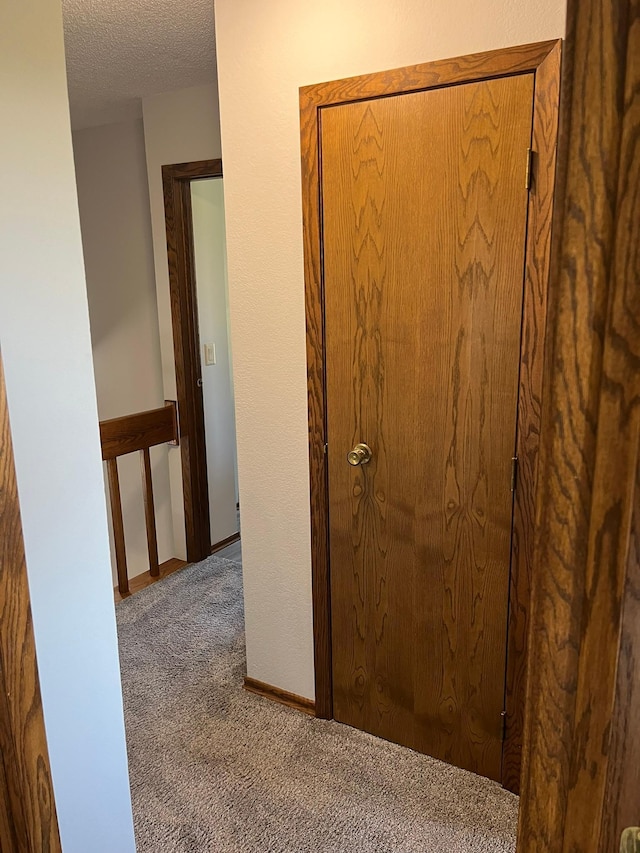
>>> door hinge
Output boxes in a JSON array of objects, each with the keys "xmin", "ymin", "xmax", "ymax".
[
  {"xmin": 500, "ymin": 710, "xmax": 508, "ymax": 741},
  {"xmin": 323, "ymin": 443, "xmax": 328, "ymax": 455},
  {"xmin": 525, "ymin": 147, "xmax": 534, "ymax": 190},
  {"xmin": 511, "ymin": 456, "xmax": 519, "ymax": 493}
]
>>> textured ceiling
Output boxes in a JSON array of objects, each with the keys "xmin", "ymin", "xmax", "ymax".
[{"xmin": 63, "ymin": 0, "xmax": 217, "ymax": 129}]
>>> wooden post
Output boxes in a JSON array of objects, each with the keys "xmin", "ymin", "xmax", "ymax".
[
  {"xmin": 140, "ymin": 448, "xmax": 159, "ymax": 578},
  {"xmin": 106, "ymin": 457, "xmax": 128, "ymax": 595}
]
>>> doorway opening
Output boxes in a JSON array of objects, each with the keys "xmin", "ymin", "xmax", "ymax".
[{"xmin": 163, "ymin": 159, "xmax": 240, "ymax": 566}]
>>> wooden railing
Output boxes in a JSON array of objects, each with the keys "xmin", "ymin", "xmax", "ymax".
[{"xmin": 100, "ymin": 402, "xmax": 178, "ymax": 595}]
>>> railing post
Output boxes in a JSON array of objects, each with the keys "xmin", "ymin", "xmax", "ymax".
[
  {"xmin": 105, "ymin": 457, "xmax": 128, "ymax": 595},
  {"xmin": 140, "ymin": 448, "xmax": 159, "ymax": 578}
]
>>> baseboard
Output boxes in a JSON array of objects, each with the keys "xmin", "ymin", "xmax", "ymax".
[
  {"xmin": 211, "ymin": 532, "xmax": 241, "ymax": 554},
  {"xmin": 114, "ymin": 556, "xmax": 189, "ymax": 603},
  {"xmin": 243, "ymin": 677, "xmax": 316, "ymax": 716},
  {"xmin": 158, "ymin": 556, "xmax": 189, "ymax": 575}
]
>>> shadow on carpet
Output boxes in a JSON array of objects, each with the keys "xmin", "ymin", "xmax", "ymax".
[{"xmin": 116, "ymin": 555, "xmax": 518, "ymax": 852}]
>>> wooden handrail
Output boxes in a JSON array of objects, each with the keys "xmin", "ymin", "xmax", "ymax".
[
  {"xmin": 100, "ymin": 402, "xmax": 178, "ymax": 595},
  {"xmin": 100, "ymin": 403, "xmax": 177, "ymax": 460}
]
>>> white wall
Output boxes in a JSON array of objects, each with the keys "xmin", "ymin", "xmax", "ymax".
[
  {"xmin": 0, "ymin": 2, "xmax": 135, "ymax": 851},
  {"xmin": 191, "ymin": 178, "xmax": 239, "ymax": 545},
  {"xmin": 214, "ymin": 0, "xmax": 567, "ymax": 700},
  {"xmin": 73, "ymin": 117, "xmax": 175, "ymax": 583},
  {"xmin": 141, "ymin": 83, "xmax": 222, "ymax": 559}
]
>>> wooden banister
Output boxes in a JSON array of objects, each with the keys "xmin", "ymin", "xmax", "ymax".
[
  {"xmin": 100, "ymin": 403, "xmax": 177, "ymax": 460},
  {"xmin": 100, "ymin": 402, "xmax": 178, "ymax": 595}
]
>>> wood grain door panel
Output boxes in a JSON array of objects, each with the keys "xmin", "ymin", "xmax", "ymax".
[{"xmin": 322, "ymin": 74, "xmax": 534, "ymax": 781}]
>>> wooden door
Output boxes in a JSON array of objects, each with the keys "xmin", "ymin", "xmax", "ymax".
[{"xmin": 322, "ymin": 74, "xmax": 534, "ymax": 782}]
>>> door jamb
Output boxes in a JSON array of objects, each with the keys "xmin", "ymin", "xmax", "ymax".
[
  {"xmin": 162, "ymin": 159, "xmax": 223, "ymax": 563},
  {"xmin": 0, "ymin": 351, "xmax": 61, "ymax": 852},
  {"xmin": 299, "ymin": 40, "xmax": 562, "ymax": 790},
  {"xmin": 518, "ymin": 0, "xmax": 640, "ymax": 847}
]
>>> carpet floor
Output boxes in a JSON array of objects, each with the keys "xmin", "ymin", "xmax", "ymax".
[{"xmin": 116, "ymin": 555, "xmax": 518, "ymax": 852}]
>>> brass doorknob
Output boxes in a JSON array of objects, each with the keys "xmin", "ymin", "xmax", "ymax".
[{"xmin": 347, "ymin": 443, "xmax": 372, "ymax": 466}]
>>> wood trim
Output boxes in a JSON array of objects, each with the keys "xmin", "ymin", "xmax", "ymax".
[
  {"xmin": 0, "ymin": 745, "xmax": 24, "ymax": 853},
  {"xmin": 518, "ymin": 1, "xmax": 640, "ymax": 850},
  {"xmin": 0, "ymin": 352, "xmax": 61, "ymax": 852},
  {"xmin": 114, "ymin": 556, "xmax": 189, "ymax": 604},
  {"xmin": 243, "ymin": 677, "xmax": 316, "ymax": 716},
  {"xmin": 300, "ymin": 63, "xmax": 331, "ymax": 722},
  {"xmin": 300, "ymin": 39, "xmax": 563, "ymax": 761},
  {"xmin": 99, "ymin": 402, "xmax": 177, "ymax": 460},
  {"xmin": 162, "ymin": 159, "xmax": 223, "ymax": 563},
  {"xmin": 502, "ymin": 39, "xmax": 562, "ymax": 795},
  {"xmin": 211, "ymin": 532, "xmax": 241, "ymax": 555},
  {"xmin": 163, "ymin": 160, "xmax": 222, "ymax": 181},
  {"xmin": 300, "ymin": 41, "xmax": 559, "ymax": 107},
  {"xmin": 604, "ymin": 469, "xmax": 640, "ymax": 851}
]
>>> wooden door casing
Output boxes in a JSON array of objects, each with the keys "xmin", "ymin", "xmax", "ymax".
[
  {"xmin": 0, "ymin": 352, "xmax": 61, "ymax": 853},
  {"xmin": 163, "ymin": 159, "xmax": 223, "ymax": 564},
  {"xmin": 301, "ymin": 41, "xmax": 562, "ymax": 794},
  {"xmin": 518, "ymin": 0, "xmax": 640, "ymax": 848},
  {"xmin": 322, "ymin": 75, "xmax": 534, "ymax": 782},
  {"xmin": 503, "ymin": 43, "xmax": 561, "ymax": 792}
]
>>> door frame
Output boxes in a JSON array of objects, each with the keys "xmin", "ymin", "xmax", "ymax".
[
  {"xmin": 162, "ymin": 158, "xmax": 223, "ymax": 563},
  {"xmin": 0, "ymin": 351, "xmax": 61, "ymax": 853},
  {"xmin": 300, "ymin": 39, "xmax": 562, "ymax": 791},
  {"xmin": 519, "ymin": 0, "xmax": 640, "ymax": 847}
]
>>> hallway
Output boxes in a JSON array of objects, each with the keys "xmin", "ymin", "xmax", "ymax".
[{"xmin": 116, "ymin": 554, "xmax": 518, "ymax": 852}]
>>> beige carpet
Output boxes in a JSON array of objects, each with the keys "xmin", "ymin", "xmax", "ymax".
[{"xmin": 116, "ymin": 555, "xmax": 518, "ymax": 852}]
